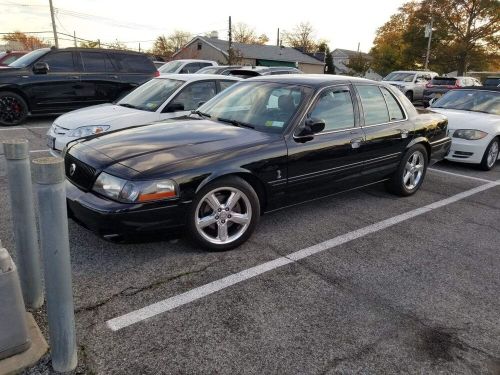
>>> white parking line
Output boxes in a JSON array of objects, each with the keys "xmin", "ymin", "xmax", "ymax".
[
  {"xmin": 29, "ymin": 149, "xmax": 50, "ymax": 154},
  {"xmin": 428, "ymin": 168, "xmax": 495, "ymax": 183},
  {"xmin": 0, "ymin": 125, "xmax": 51, "ymax": 131},
  {"xmin": 106, "ymin": 179, "xmax": 500, "ymax": 332}
]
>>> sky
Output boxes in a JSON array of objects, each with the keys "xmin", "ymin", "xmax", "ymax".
[{"xmin": 0, "ymin": 0, "xmax": 408, "ymax": 52}]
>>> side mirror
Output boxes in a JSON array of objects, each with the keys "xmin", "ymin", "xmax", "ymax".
[
  {"xmin": 164, "ymin": 102, "xmax": 185, "ymax": 113},
  {"xmin": 33, "ymin": 62, "xmax": 49, "ymax": 74},
  {"xmin": 428, "ymin": 98, "xmax": 437, "ymax": 106},
  {"xmin": 294, "ymin": 117, "xmax": 325, "ymax": 142},
  {"xmin": 197, "ymin": 101, "xmax": 206, "ymax": 108}
]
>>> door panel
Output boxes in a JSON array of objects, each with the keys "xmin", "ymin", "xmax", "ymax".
[{"xmin": 286, "ymin": 85, "xmax": 367, "ymax": 202}]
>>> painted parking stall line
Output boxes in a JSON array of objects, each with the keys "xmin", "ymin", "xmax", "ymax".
[
  {"xmin": 428, "ymin": 167, "xmax": 496, "ymax": 183},
  {"xmin": 0, "ymin": 125, "xmax": 51, "ymax": 131},
  {"xmin": 106, "ymin": 179, "xmax": 500, "ymax": 332}
]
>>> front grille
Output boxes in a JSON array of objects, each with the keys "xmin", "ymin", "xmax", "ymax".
[{"xmin": 64, "ymin": 153, "xmax": 97, "ymax": 191}]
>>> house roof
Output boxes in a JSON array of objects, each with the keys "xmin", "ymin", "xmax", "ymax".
[
  {"xmin": 332, "ymin": 48, "xmax": 372, "ymax": 60},
  {"xmin": 175, "ymin": 36, "xmax": 325, "ymax": 66}
]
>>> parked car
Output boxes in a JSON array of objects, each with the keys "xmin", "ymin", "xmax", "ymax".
[
  {"xmin": 0, "ymin": 47, "xmax": 158, "ymax": 126},
  {"xmin": 195, "ymin": 65, "xmax": 243, "ymax": 75},
  {"xmin": 423, "ymin": 76, "xmax": 482, "ymax": 107},
  {"xmin": 63, "ymin": 75, "xmax": 450, "ymax": 250},
  {"xmin": 158, "ymin": 59, "xmax": 217, "ymax": 74},
  {"xmin": 153, "ymin": 61, "xmax": 166, "ymax": 69},
  {"xmin": 0, "ymin": 51, "xmax": 27, "ymax": 66},
  {"xmin": 382, "ymin": 70, "xmax": 439, "ymax": 102},
  {"xmin": 430, "ymin": 87, "xmax": 499, "ymax": 170},
  {"xmin": 47, "ymin": 74, "xmax": 240, "ymax": 154},
  {"xmin": 483, "ymin": 76, "xmax": 500, "ymax": 87},
  {"xmin": 228, "ymin": 66, "xmax": 303, "ymax": 78}
]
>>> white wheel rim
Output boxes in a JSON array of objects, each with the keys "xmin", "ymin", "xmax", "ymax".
[
  {"xmin": 195, "ymin": 187, "xmax": 252, "ymax": 245},
  {"xmin": 403, "ymin": 150, "xmax": 425, "ymax": 190}
]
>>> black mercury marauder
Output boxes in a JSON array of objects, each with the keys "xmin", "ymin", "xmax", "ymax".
[{"xmin": 64, "ymin": 75, "xmax": 451, "ymax": 250}]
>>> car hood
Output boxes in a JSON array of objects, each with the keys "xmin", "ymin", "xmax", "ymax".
[
  {"xmin": 382, "ymin": 81, "xmax": 410, "ymax": 86},
  {"xmin": 430, "ymin": 108, "xmax": 500, "ymax": 132},
  {"xmin": 70, "ymin": 119, "xmax": 277, "ymax": 175},
  {"xmin": 55, "ymin": 104, "xmax": 159, "ymax": 130}
]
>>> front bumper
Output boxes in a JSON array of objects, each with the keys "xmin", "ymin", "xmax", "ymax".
[
  {"xmin": 66, "ymin": 180, "xmax": 189, "ymax": 238},
  {"xmin": 445, "ymin": 135, "xmax": 494, "ymax": 165}
]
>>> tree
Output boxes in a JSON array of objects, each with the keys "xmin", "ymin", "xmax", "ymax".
[
  {"xmin": 371, "ymin": 0, "xmax": 500, "ymax": 76},
  {"xmin": 232, "ymin": 23, "xmax": 269, "ymax": 45},
  {"xmin": 79, "ymin": 40, "xmax": 100, "ymax": 48},
  {"xmin": 282, "ymin": 22, "xmax": 318, "ymax": 53},
  {"xmin": 3, "ymin": 31, "xmax": 48, "ymax": 50},
  {"xmin": 317, "ymin": 41, "xmax": 335, "ymax": 74},
  {"xmin": 151, "ymin": 31, "xmax": 191, "ymax": 58},
  {"xmin": 346, "ymin": 53, "xmax": 371, "ymax": 77}
]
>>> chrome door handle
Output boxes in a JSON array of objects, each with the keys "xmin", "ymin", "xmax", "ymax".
[
  {"xmin": 398, "ymin": 129, "xmax": 409, "ymax": 139},
  {"xmin": 350, "ymin": 138, "xmax": 363, "ymax": 149},
  {"xmin": 70, "ymin": 76, "xmax": 79, "ymax": 79},
  {"xmin": 108, "ymin": 75, "xmax": 118, "ymax": 79}
]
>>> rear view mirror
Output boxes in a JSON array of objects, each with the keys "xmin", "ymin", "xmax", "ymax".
[
  {"xmin": 33, "ymin": 62, "xmax": 49, "ymax": 74},
  {"xmin": 164, "ymin": 102, "xmax": 185, "ymax": 113}
]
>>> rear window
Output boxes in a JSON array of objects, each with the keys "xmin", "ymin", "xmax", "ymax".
[
  {"xmin": 431, "ymin": 77, "xmax": 457, "ymax": 86},
  {"xmin": 484, "ymin": 77, "xmax": 500, "ymax": 87},
  {"xmin": 112, "ymin": 53, "xmax": 155, "ymax": 74}
]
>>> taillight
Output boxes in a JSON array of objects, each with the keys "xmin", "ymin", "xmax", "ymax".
[
  {"xmin": 154, "ymin": 70, "xmax": 160, "ymax": 77},
  {"xmin": 426, "ymin": 83, "xmax": 433, "ymax": 88}
]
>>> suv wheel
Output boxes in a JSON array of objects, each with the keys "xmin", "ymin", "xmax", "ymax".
[
  {"xmin": 405, "ymin": 91, "xmax": 414, "ymax": 102},
  {"xmin": 0, "ymin": 92, "xmax": 29, "ymax": 126},
  {"xmin": 187, "ymin": 176, "xmax": 260, "ymax": 251},
  {"xmin": 387, "ymin": 144, "xmax": 428, "ymax": 196},
  {"xmin": 479, "ymin": 137, "xmax": 499, "ymax": 171}
]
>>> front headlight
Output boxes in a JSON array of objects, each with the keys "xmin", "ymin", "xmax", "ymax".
[
  {"xmin": 93, "ymin": 172, "xmax": 178, "ymax": 203},
  {"xmin": 453, "ymin": 129, "xmax": 488, "ymax": 140},
  {"xmin": 67, "ymin": 125, "xmax": 110, "ymax": 138}
]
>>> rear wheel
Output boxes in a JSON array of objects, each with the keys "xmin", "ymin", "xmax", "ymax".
[
  {"xmin": 0, "ymin": 92, "xmax": 28, "ymax": 126},
  {"xmin": 187, "ymin": 176, "xmax": 260, "ymax": 251},
  {"xmin": 387, "ymin": 144, "xmax": 428, "ymax": 196},
  {"xmin": 479, "ymin": 137, "xmax": 499, "ymax": 171}
]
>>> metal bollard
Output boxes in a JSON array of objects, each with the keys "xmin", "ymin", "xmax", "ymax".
[
  {"xmin": 2, "ymin": 139, "xmax": 43, "ymax": 309},
  {"xmin": 33, "ymin": 157, "xmax": 77, "ymax": 373}
]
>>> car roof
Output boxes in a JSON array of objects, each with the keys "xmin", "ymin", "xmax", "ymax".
[
  {"xmin": 156, "ymin": 73, "xmax": 241, "ymax": 82},
  {"xmin": 244, "ymin": 74, "xmax": 374, "ymax": 87},
  {"xmin": 390, "ymin": 70, "xmax": 438, "ymax": 74},
  {"xmin": 170, "ymin": 59, "xmax": 217, "ymax": 63},
  {"xmin": 48, "ymin": 47, "xmax": 147, "ymax": 55},
  {"xmin": 455, "ymin": 87, "xmax": 500, "ymax": 92}
]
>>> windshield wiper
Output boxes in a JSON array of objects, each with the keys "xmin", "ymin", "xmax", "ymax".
[
  {"xmin": 217, "ymin": 117, "xmax": 255, "ymax": 129},
  {"xmin": 118, "ymin": 103, "xmax": 138, "ymax": 109},
  {"xmin": 191, "ymin": 109, "xmax": 211, "ymax": 119}
]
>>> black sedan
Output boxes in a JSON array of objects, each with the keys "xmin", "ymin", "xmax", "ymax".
[{"xmin": 64, "ymin": 75, "xmax": 451, "ymax": 250}]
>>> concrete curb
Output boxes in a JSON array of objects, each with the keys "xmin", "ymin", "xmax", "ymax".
[{"xmin": 0, "ymin": 313, "xmax": 48, "ymax": 375}]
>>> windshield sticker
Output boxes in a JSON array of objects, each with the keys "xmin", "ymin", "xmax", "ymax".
[{"xmin": 265, "ymin": 120, "xmax": 285, "ymax": 127}]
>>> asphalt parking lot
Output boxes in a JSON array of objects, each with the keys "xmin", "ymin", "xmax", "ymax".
[{"xmin": 1, "ymin": 118, "xmax": 499, "ymax": 374}]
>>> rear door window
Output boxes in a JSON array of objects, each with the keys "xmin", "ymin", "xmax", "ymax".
[
  {"xmin": 356, "ymin": 85, "xmax": 390, "ymax": 125},
  {"xmin": 181, "ymin": 63, "xmax": 201, "ymax": 74},
  {"xmin": 310, "ymin": 86, "xmax": 355, "ymax": 131},
  {"xmin": 81, "ymin": 52, "xmax": 110, "ymax": 73},
  {"xmin": 380, "ymin": 87, "xmax": 405, "ymax": 121},
  {"xmin": 219, "ymin": 80, "xmax": 237, "ymax": 91},
  {"xmin": 39, "ymin": 52, "xmax": 75, "ymax": 72},
  {"xmin": 113, "ymin": 54, "xmax": 154, "ymax": 73}
]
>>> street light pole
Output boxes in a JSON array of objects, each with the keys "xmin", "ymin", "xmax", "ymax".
[
  {"xmin": 424, "ymin": 16, "xmax": 433, "ymax": 70},
  {"xmin": 48, "ymin": 0, "xmax": 59, "ymax": 48}
]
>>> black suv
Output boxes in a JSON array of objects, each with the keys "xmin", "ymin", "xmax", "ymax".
[{"xmin": 0, "ymin": 47, "xmax": 158, "ymax": 125}]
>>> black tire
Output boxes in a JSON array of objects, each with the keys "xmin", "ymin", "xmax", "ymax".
[
  {"xmin": 387, "ymin": 144, "xmax": 428, "ymax": 196},
  {"xmin": 0, "ymin": 92, "xmax": 29, "ymax": 126},
  {"xmin": 479, "ymin": 137, "xmax": 499, "ymax": 171},
  {"xmin": 187, "ymin": 176, "xmax": 260, "ymax": 251},
  {"xmin": 405, "ymin": 91, "xmax": 414, "ymax": 103}
]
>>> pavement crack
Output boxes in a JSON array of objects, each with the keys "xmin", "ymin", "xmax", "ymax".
[{"xmin": 74, "ymin": 262, "xmax": 217, "ymax": 314}]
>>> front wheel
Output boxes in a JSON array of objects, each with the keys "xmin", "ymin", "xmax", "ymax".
[
  {"xmin": 0, "ymin": 92, "xmax": 29, "ymax": 126},
  {"xmin": 187, "ymin": 176, "xmax": 260, "ymax": 251},
  {"xmin": 479, "ymin": 137, "xmax": 499, "ymax": 171},
  {"xmin": 387, "ymin": 144, "xmax": 428, "ymax": 196}
]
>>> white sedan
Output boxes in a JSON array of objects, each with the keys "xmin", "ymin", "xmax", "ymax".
[
  {"xmin": 430, "ymin": 88, "xmax": 499, "ymax": 170},
  {"xmin": 47, "ymin": 74, "xmax": 240, "ymax": 155}
]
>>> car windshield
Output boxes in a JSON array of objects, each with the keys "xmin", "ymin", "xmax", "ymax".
[
  {"xmin": 432, "ymin": 90, "xmax": 500, "ymax": 115},
  {"xmin": 9, "ymin": 48, "xmax": 49, "ymax": 68},
  {"xmin": 383, "ymin": 72, "xmax": 415, "ymax": 82},
  {"xmin": 117, "ymin": 78, "xmax": 184, "ymax": 112},
  {"xmin": 158, "ymin": 61, "xmax": 184, "ymax": 73},
  {"xmin": 198, "ymin": 81, "xmax": 310, "ymax": 133}
]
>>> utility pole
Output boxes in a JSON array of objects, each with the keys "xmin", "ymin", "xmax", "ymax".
[
  {"xmin": 48, "ymin": 0, "xmax": 59, "ymax": 48},
  {"xmin": 73, "ymin": 31, "xmax": 77, "ymax": 47},
  {"xmin": 228, "ymin": 16, "xmax": 232, "ymax": 64},
  {"xmin": 424, "ymin": 16, "xmax": 433, "ymax": 70},
  {"xmin": 277, "ymin": 28, "xmax": 280, "ymax": 46},
  {"xmin": 138, "ymin": 42, "xmax": 141, "ymax": 52}
]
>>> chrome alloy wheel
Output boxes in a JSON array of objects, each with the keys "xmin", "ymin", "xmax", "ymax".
[
  {"xmin": 403, "ymin": 150, "xmax": 425, "ymax": 190},
  {"xmin": 195, "ymin": 187, "xmax": 252, "ymax": 245},
  {"xmin": 486, "ymin": 140, "xmax": 499, "ymax": 169}
]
